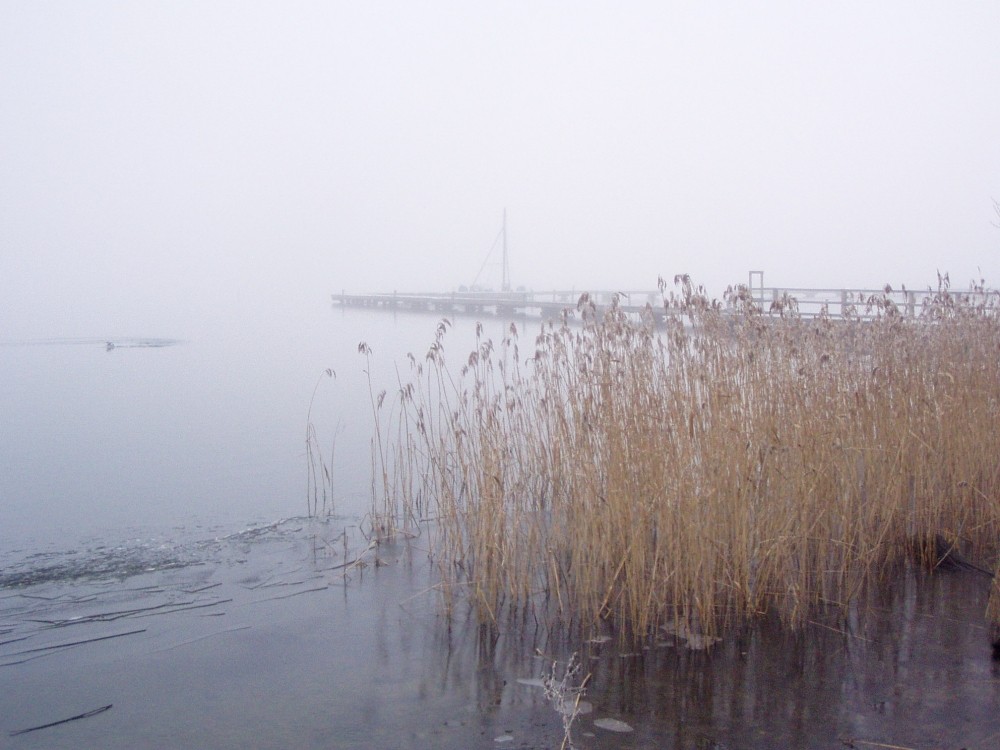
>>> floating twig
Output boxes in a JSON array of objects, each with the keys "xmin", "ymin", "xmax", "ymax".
[
  {"xmin": 808, "ymin": 620, "xmax": 873, "ymax": 643},
  {"xmin": 181, "ymin": 582, "xmax": 222, "ymax": 594},
  {"xmin": 134, "ymin": 599, "xmax": 231, "ymax": 617},
  {"xmin": 321, "ymin": 540, "xmax": 379, "ymax": 575},
  {"xmin": 257, "ymin": 578, "xmax": 312, "ymax": 589},
  {"xmin": 27, "ymin": 599, "xmax": 196, "ymax": 626},
  {"xmin": 255, "ymin": 585, "xmax": 328, "ymax": 602},
  {"xmin": 240, "ymin": 577, "xmax": 275, "ymax": 590},
  {"xmin": 0, "ymin": 635, "xmax": 32, "ymax": 647},
  {"xmin": 152, "ymin": 625, "xmax": 252, "ymax": 653},
  {"xmin": 5, "ymin": 628, "xmax": 147, "ymax": 656},
  {"xmin": 10, "ymin": 704, "xmax": 112, "ymax": 736}
]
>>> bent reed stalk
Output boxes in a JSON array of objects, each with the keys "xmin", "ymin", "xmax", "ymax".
[{"xmin": 365, "ymin": 275, "xmax": 1000, "ymax": 642}]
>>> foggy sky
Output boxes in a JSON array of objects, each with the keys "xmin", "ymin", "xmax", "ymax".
[{"xmin": 2, "ymin": 1, "xmax": 999, "ymax": 339}]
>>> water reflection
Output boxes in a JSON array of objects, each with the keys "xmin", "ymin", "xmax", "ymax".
[
  {"xmin": 1, "ymin": 520, "xmax": 997, "ymax": 748},
  {"xmin": 415, "ymin": 562, "xmax": 997, "ymax": 749}
]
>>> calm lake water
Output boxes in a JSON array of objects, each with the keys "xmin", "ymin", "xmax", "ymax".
[
  {"xmin": 0, "ymin": 302, "xmax": 503, "ymax": 556},
  {"xmin": 2, "ymin": 303, "xmax": 999, "ymax": 748}
]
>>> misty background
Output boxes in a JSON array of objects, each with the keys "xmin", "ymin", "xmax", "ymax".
[
  {"xmin": 2, "ymin": 7, "xmax": 999, "ymax": 746},
  {"xmin": 2, "ymin": 1, "xmax": 999, "ymax": 342}
]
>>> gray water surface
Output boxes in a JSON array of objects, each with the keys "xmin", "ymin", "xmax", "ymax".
[
  {"xmin": 0, "ymin": 304, "xmax": 493, "ymax": 556},
  {"xmin": 2, "ymin": 307, "xmax": 998, "ymax": 748},
  {"xmin": 1, "ymin": 519, "xmax": 997, "ymax": 749}
]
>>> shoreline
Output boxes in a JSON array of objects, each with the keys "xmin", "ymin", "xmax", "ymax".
[{"xmin": 2, "ymin": 520, "xmax": 998, "ymax": 749}]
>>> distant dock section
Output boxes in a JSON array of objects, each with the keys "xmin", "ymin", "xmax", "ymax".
[
  {"xmin": 333, "ymin": 277, "xmax": 996, "ymax": 322},
  {"xmin": 331, "ymin": 289, "xmax": 666, "ymax": 320}
]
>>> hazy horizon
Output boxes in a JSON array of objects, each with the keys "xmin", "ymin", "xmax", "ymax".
[{"xmin": 3, "ymin": 1, "xmax": 999, "ymax": 340}]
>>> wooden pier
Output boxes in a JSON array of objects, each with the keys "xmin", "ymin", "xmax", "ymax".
[
  {"xmin": 331, "ymin": 289, "xmax": 666, "ymax": 320},
  {"xmin": 332, "ymin": 277, "xmax": 991, "ymax": 322}
]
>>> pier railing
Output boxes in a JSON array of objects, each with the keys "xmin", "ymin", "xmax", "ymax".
[
  {"xmin": 331, "ymin": 289, "xmax": 666, "ymax": 319},
  {"xmin": 332, "ymin": 282, "xmax": 996, "ymax": 322},
  {"xmin": 747, "ymin": 285, "xmax": 996, "ymax": 319}
]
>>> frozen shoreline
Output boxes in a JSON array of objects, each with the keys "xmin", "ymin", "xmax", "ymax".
[{"xmin": 2, "ymin": 520, "xmax": 998, "ymax": 749}]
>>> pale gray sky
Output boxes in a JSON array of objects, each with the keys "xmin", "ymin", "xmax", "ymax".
[{"xmin": 2, "ymin": 1, "xmax": 999, "ymax": 337}]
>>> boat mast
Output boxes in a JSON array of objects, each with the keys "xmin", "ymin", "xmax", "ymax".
[{"xmin": 501, "ymin": 208, "xmax": 511, "ymax": 292}]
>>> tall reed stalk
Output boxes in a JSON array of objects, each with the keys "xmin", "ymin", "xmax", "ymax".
[{"xmin": 366, "ymin": 276, "xmax": 1000, "ymax": 642}]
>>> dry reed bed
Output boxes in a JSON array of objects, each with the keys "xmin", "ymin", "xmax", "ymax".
[{"xmin": 364, "ymin": 277, "xmax": 1000, "ymax": 642}]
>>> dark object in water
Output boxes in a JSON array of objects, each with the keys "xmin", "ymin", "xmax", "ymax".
[
  {"xmin": 932, "ymin": 534, "xmax": 994, "ymax": 578},
  {"xmin": 933, "ymin": 536, "xmax": 1000, "ymax": 661},
  {"xmin": 104, "ymin": 337, "xmax": 182, "ymax": 351},
  {"xmin": 9, "ymin": 704, "xmax": 113, "ymax": 736}
]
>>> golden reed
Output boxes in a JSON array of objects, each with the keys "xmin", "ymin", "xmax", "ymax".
[{"xmin": 363, "ymin": 275, "xmax": 1000, "ymax": 643}]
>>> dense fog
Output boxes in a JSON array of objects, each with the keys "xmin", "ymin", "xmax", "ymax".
[{"xmin": 2, "ymin": 1, "xmax": 999, "ymax": 342}]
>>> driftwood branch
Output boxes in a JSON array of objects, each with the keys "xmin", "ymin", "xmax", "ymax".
[
  {"xmin": 6, "ymin": 628, "xmax": 147, "ymax": 657},
  {"xmin": 10, "ymin": 704, "xmax": 113, "ymax": 736}
]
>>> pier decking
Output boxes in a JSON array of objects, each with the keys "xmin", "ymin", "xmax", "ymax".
[
  {"xmin": 332, "ymin": 282, "xmax": 986, "ymax": 322},
  {"xmin": 331, "ymin": 289, "xmax": 665, "ymax": 320}
]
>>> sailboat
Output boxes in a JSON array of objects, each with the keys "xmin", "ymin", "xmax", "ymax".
[{"xmin": 467, "ymin": 209, "xmax": 513, "ymax": 293}]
